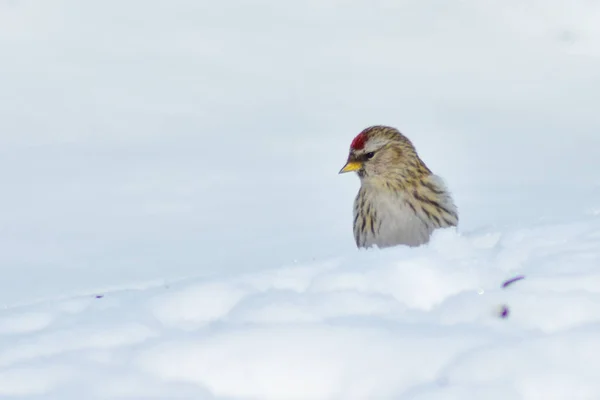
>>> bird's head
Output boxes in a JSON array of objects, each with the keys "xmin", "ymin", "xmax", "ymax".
[{"xmin": 339, "ymin": 125, "xmax": 431, "ymax": 184}]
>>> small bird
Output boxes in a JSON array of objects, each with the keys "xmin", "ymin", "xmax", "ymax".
[{"xmin": 339, "ymin": 125, "xmax": 458, "ymax": 249}]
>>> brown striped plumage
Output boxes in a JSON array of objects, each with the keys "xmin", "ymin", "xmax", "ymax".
[{"xmin": 339, "ymin": 125, "xmax": 458, "ymax": 248}]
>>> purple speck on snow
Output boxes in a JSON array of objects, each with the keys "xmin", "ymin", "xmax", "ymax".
[{"xmin": 502, "ymin": 275, "xmax": 525, "ymax": 289}]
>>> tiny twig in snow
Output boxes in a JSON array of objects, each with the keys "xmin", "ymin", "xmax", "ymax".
[{"xmin": 501, "ymin": 275, "xmax": 525, "ymax": 289}]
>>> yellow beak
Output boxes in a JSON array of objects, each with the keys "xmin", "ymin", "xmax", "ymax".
[{"xmin": 339, "ymin": 161, "xmax": 362, "ymax": 174}]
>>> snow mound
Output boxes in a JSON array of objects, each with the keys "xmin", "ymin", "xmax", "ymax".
[{"xmin": 1, "ymin": 217, "xmax": 600, "ymax": 399}]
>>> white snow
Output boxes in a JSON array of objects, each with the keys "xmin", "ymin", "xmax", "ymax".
[
  {"xmin": 2, "ymin": 222, "xmax": 600, "ymax": 399},
  {"xmin": 2, "ymin": 0, "xmax": 600, "ymax": 399}
]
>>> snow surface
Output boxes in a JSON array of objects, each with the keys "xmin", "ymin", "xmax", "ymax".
[{"xmin": 2, "ymin": 0, "xmax": 600, "ymax": 399}]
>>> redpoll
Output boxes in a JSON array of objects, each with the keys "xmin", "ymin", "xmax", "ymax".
[{"xmin": 339, "ymin": 125, "xmax": 458, "ymax": 248}]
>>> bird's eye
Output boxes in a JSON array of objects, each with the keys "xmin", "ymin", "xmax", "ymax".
[{"xmin": 365, "ymin": 152, "xmax": 375, "ymax": 159}]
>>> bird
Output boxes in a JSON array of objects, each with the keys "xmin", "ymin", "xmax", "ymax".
[{"xmin": 339, "ymin": 125, "xmax": 458, "ymax": 249}]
